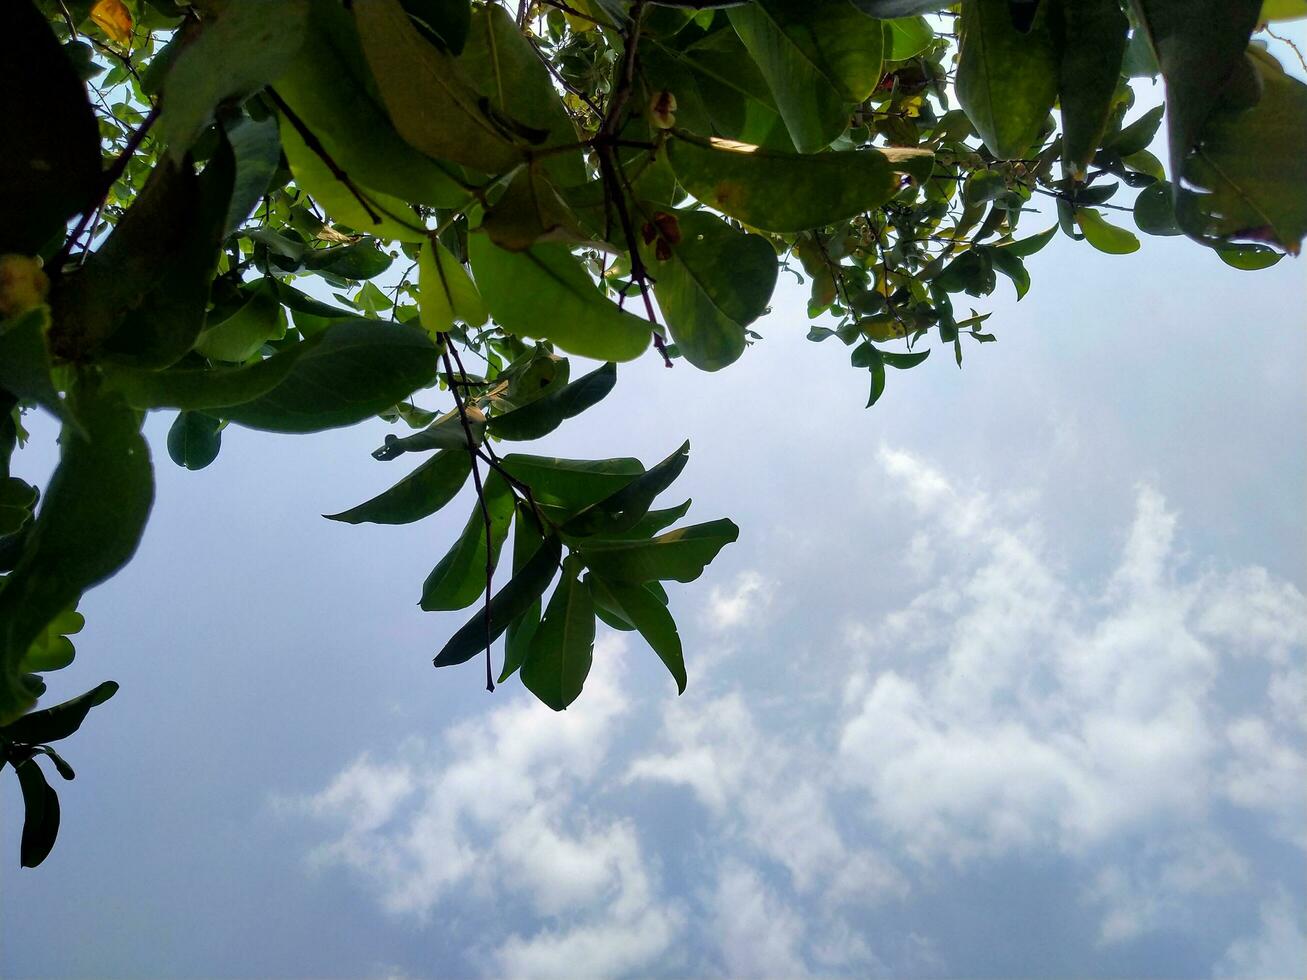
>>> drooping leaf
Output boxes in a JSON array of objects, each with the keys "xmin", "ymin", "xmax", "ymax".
[
  {"xmin": 667, "ymin": 134, "xmax": 932, "ymax": 233},
  {"xmin": 956, "ymin": 0, "xmax": 1058, "ymax": 159},
  {"xmin": 420, "ymin": 470, "xmax": 515, "ymax": 610},
  {"xmin": 223, "ymin": 113, "xmax": 282, "ymax": 235},
  {"xmin": 1131, "ymin": 0, "xmax": 1262, "ymax": 174},
  {"xmin": 1052, "ymin": 0, "xmax": 1128, "ymax": 177},
  {"xmin": 1175, "ymin": 48, "xmax": 1307, "ymax": 253},
  {"xmin": 644, "ymin": 210, "xmax": 777, "ymax": 371},
  {"xmin": 15, "ymin": 760, "xmax": 60, "ymax": 868},
  {"xmin": 325, "ymin": 449, "xmax": 472, "ymax": 525},
  {"xmin": 520, "ymin": 556, "xmax": 595, "ymax": 710},
  {"xmin": 167, "ymin": 412, "xmax": 223, "ymax": 471},
  {"xmin": 0, "ymin": 387, "xmax": 150, "ymax": 724},
  {"xmin": 728, "ymin": 0, "xmax": 884, "ymax": 153},
  {"xmin": 468, "ymin": 238, "xmax": 652, "ymax": 362},
  {"xmin": 157, "ymin": 0, "xmax": 310, "ymax": 155},
  {"xmin": 1, "ymin": 0, "xmax": 102, "ymax": 255},
  {"xmin": 0, "ymin": 307, "xmax": 70, "ymax": 424},
  {"xmin": 434, "ymin": 533, "xmax": 561, "ymax": 668},
  {"xmin": 588, "ymin": 575, "xmax": 686, "ymax": 694},
  {"xmin": 579, "ymin": 518, "xmax": 739, "ymax": 583},
  {"xmin": 500, "ymin": 510, "xmax": 547, "ymax": 682}
]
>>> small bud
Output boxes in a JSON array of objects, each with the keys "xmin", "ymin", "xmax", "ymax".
[
  {"xmin": 653, "ymin": 211, "xmax": 682, "ymax": 245},
  {"xmin": 0, "ymin": 254, "xmax": 50, "ymax": 318},
  {"xmin": 641, "ymin": 222, "xmax": 658, "ymax": 245},
  {"xmin": 648, "ymin": 90, "xmax": 677, "ymax": 130}
]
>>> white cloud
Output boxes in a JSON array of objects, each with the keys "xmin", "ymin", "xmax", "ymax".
[
  {"xmin": 1213, "ymin": 889, "xmax": 1307, "ymax": 980},
  {"xmin": 290, "ymin": 448, "xmax": 1304, "ymax": 977}
]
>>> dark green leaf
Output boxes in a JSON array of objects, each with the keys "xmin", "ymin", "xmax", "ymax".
[
  {"xmin": 1133, "ymin": 181, "xmax": 1182, "ymax": 237},
  {"xmin": 197, "ymin": 278, "xmax": 286, "ymax": 362},
  {"xmin": 520, "ymin": 557, "xmax": 595, "ymax": 711},
  {"xmin": 500, "ymin": 512, "xmax": 547, "ymax": 682},
  {"xmin": 434, "ymin": 534, "xmax": 561, "ymax": 668},
  {"xmin": 489, "ymin": 363, "xmax": 618, "ymax": 441},
  {"xmin": 579, "ymin": 518, "xmax": 738, "ymax": 583},
  {"xmin": 645, "ymin": 210, "xmax": 777, "ymax": 371},
  {"xmin": 15, "ymin": 760, "xmax": 60, "ymax": 868},
  {"xmin": 1, "ymin": 681, "xmax": 118, "ymax": 744},
  {"xmin": 589, "ymin": 576, "xmax": 686, "ymax": 694},
  {"xmin": 1053, "ymin": 0, "xmax": 1128, "ymax": 177},
  {"xmin": 167, "ymin": 412, "xmax": 223, "ymax": 471},
  {"xmin": 223, "ymin": 114, "xmax": 283, "ymax": 235},
  {"xmin": 221, "ymin": 320, "xmax": 439, "ymax": 433},
  {"xmin": 0, "ymin": 0, "xmax": 102, "ymax": 255},
  {"xmin": 499, "ymin": 455, "xmax": 645, "ymax": 516},
  {"xmin": 0, "ymin": 386, "xmax": 150, "ymax": 724},
  {"xmin": 0, "ymin": 307, "xmax": 71, "ymax": 424},
  {"xmin": 303, "ymin": 241, "xmax": 394, "ymax": 281},
  {"xmin": 564, "ymin": 441, "xmax": 690, "ymax": 537},
  {"xmin": 420, "ymin": 470, "xmax": 515, "ymax": 610},
  {"xmin": 325, "ymin": 449, "xmax": 471, "ymax": 525}
]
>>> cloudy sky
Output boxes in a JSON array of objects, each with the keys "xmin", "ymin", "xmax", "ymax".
[{"xmin": 4, "ymin": 93, "xmax": 1307, "ymax": 980}]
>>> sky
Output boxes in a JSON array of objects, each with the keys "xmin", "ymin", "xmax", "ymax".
[{"xmin": 4, "ymin": 77, "xmax": 1307, "ymax": 980}]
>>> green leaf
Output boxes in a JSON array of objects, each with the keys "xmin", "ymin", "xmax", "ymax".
[
  {"xmin": 157, "ymin": 0, "xmax": 309, "ymax": 155},
  {"xmin": 589, "ymin": 576, "xmax": 686, "ymax": 694},
  {"xmin": 167, "ymin": 412, "xmax": 223, "ymax": 471},
  {"xmin": 325, "ymin": 449, "xmax": 471, "ymax": 525},
  {"xmin": 1133, "ymin": 181, "xmax": 1182, "ymax": 237},
  {"xmin": 579, "ymin": 518, "xmax": 739, "ymax": 583},
  {"xmin": 956, "ymin": 0, "xmax": 1058, "ymax": 159},
  {"xmin": 53, "ymin": 149, "xmax": 235, "ymax": 367},
  {"xmin": 15, "ymin": 760, "xmax": 59, "ymax": 868},
  {"xmin": 270, "ymin": 0, "xmax": 469, "ymax": 208},
  {"xmin": 880, "ymin": 348, "xmax": 931, "ymax": 369},
  {"xmin": 885, "ymin": 16, "xmax": 934, "ymax": 61},
  {"xmin": 0, "ymin": 307, "xmax": 71, "ymax": 425},
  {"xmin": 867, "ymin": 353, "xmax": 887, "ymax": 406},
  {"xmin": 500, "ymin": 511, "xmax": 547, "ymax": 682},
  {"xmin": 374, "ymin": 407, "xmax": 485, "ymax": 459},
  {"xmin": 520, "ymin": 557, "xmax": 595, "ymax": 711},
  {"xmin": 999, "ymin": 224, "xmax": 1058, "ymax": 257},
  {"xmin": 1053, "ymin": 0, "xmax": 1128, "ymax": 177},
  {"xmin": 18, "ymin": 609, "xmax": 85, "ymax": 674},
  {"xmin": 1215, "ymin": 244, "xmax": 1284, "ymax": 270},
  {"xmin": 1176, "ymin": 49, "xmax": 1307, "ymax": 252},
  {"xmin": 223, "ymin": 114, "xmax": 282, "ymax": 236},
  {"xmin": 1076, "ymin": 208, "xmax": 1141, "ymax": 254},
  {"xmin": 434, "ymin": 533, "xmax": 561, "ymax": 668},
  {"xmin": 645, "ymin": 210, "xmax": 777, "ymax": 371},
  {"xmin": 499, "ymin": 455, "xmax": 645, "ymax": 516},
  {"xmin": 489, "ymin": 362, "xmax": 618, "ymax": 442},
  {"xmin": 278, "ymin": 113, "xmax": 427, "ymax": 244},
  {"xmin": 402, "ymin": 0, "xmax": 473, "ymax": 53},
  {"xmin": 989, "ymin": 247, "xmax": 1030, "ymax": 300},
  {"xmin": 221, "ymin": 320, "xmax": 440, "ymax": 433},
  {"xmin": 0, "ymin": 386, "xmax": 150, "ymax": 725},
  {"xmin": 564, "ymin": 441, "xmax": 690, "ymax": 537},
  {"xmin": 419, "ymin": 240, "xmax": 488, "ymax": 334},
  {"xmin": 1, "ymin": 681, "xmax": 118, "ymax": 744},
  {"xmin": 420, "ymin": 470, "xmax": 515, "ymax": 611},
  {"xmin": 460, "ymin": 5, "xmax": 585, "ymax": 187},
  {"xmin": 302, "ymin": 241, "xmax": 395, "ymax": 281},
  {"xmin": 353, "ymin": 0, "xmax": 523, "ymax": 174},
  {"xmin": 0, "ymin": 477, "xmax": 38, "ymax": 537},
  {"xmin": 604, "ymin": 499, "xmax": 694, "ymax": 541},
  {"xmin": 468, "ymin": 238, "xmax": 652, "ymax": 362},
  {"xmin": 1131, "ymin": 0, "xmax": 1262, "ymax": 175},
  {"xmin": 196, "ymin": 278, "xmax": 286, "ymax": 363},
  {"xmin": 1, "ymin": 0, "xmax": 102, "ymax": 255},
  {"xmin": 728, "ymin": 0, "xmax": 884, "ymax": 153},
  {"xmin": 667, "ymin": 133, "xmax": 932, "ymax": 233},
  {"xmin": 1103, "ymin": 104, "xmax": 1165, "ymax": 157}
]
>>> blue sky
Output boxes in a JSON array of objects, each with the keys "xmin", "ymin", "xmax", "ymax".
[{"xmin": 4, "ymin": 67, "xmax": 1307, "ymax": 978}]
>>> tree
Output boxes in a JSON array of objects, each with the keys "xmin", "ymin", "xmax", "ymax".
[{"xmin": 1, "ymin": 0, "xmax": 1304, "ymax": 867}]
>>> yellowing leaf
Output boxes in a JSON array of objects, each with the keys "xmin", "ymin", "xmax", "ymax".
[{"xmin": 91, "ymin": 0, "xmax": 133, "ymax": 46}]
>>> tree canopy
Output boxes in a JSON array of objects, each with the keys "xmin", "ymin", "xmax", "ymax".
[{"xmin": 1, "ymin": 0, "xmax": 1304, "ymax": 868}]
